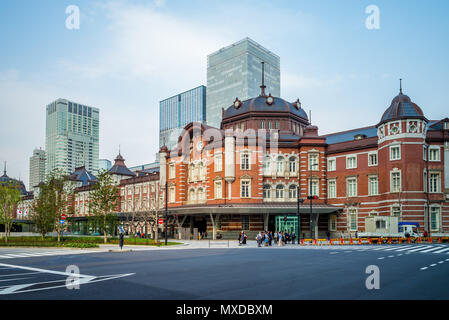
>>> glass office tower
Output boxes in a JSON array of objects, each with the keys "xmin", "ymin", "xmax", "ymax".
[
  {"xmin": 159, "ymin": 85, "xmax": 206, "ymax": 150},
  {"xmin": 206, "ymin": 37, "xmax": 281, "ymax": 128},
  {"xmin": 45, "ymin": 99, "xmax": 99, "ymax": 176}
]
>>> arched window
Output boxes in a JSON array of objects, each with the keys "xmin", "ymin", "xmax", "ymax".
[
  {"xmin": 189, "ymin": 189, "xmax": 196, "ymax": 202},
  {"xmin": 289, "ymin": 156, "xmax": 297, "ymax": 173},
  {"xmin": 263, "ymin": 156, "xmax": 271, "ymax": 175},
  {"xmin": 276, "ymin": 185, "xmax": 284, "ymax": 199},
  {"xmin": 276, "ymin": 156, "xmax": 284, "ymax": 173},
  {"xmin": 263, "ymin": 184, "xmax": 271, "ymax": 199},
  {"xmin": 199, "ymin": 162, "xmax": 206, "ymax": 179},
  {"xmin": 197, "ymin": 188, "xmax": 205, "ymax": 201},
  {"xmin": 289, "ymin": 185, "xmax": 297, "ymax": 199}
]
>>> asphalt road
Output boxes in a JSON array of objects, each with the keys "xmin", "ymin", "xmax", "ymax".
[{"xmin": 0, "ymin": 245, "xmax": 448, "ymax": 300}]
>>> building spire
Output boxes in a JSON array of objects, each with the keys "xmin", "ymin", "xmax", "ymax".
[
  {"xmin": 3, "ymin": 161, "xmax": 6, "ymax": 177},
  {"xmin": 260, "ymin": 61, "xmax": 266, "ymax": 97},
  {"xmin": 399, "ymin": 78, "xmax": 402, "ymax": 94}
]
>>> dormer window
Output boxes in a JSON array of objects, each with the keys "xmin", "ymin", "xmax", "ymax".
[
  {"xmin": 233, "ymin": 98, "xmax": 242, "ymax": 109},
  {"xmin": 444, "ymin": 121, "xmax": 449, "ymax": 130},
  {"xmin": 354, "ymin": 134, "xmax": 366, "ymax": 140}
]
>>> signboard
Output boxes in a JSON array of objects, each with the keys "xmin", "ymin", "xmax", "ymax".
[
  {"xmin": 61, "ymin": 214, "xmax": 67, "ymax": 220},
  {"xmin": 118, "ymin": 226, "xmax": 125, "ymax": 234},
  {"xmin": 158, "ymin": 218, "xmax": 164, "ymax": 225},
  {"xmin": 59, "ymin": 220, "xmax": 65, "ymax": 224}
]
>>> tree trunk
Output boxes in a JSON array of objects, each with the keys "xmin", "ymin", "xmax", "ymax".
[
  {"xmin": 104, "ymin": 215, "xmax": 107, "ymax": 244},
  {"xmin": 57, "ymin": 228, "xmax": 61, "ymax": 243}
]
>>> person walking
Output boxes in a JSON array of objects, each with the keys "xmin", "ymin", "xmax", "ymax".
[
  {"xmin": 291, "ymin": 231, "xmax": 296, "ymax": 245},
  {"xmin": 326, "ymin": 231, "xmax": 331, "ymax": 242},
  {"xmin": 256, "ymin": 232, "xmax": 262, "ymax": 247},
  {"xmin": 242, "ymin": 232, "xmax": 247, "ymax": 245},
  {"xmin": 238, "ymin": 232, "xmax": 242, "ymax": 246},
  {"xmin": 268, "ymin": 231, "xmax": 273, "ymax": 246}
]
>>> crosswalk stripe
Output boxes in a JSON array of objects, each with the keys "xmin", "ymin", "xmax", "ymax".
[
  {"xmin": 383, "ymin": 245, "xmax": 412, "ymax": 251},
  {"xmin": 406, "ymin": 245, "xmax": 433, "ymax": 252},
  {"xmin": 433, "ymin": 247, "xmax": 449, "ymax": 254},
  {"xmin": 393, "ymin": 245, "xmax": 426, "ymax": 252},
  {"xmin": 419, "ymin": 247, "xmax": 445, "ymax": 253},
  {"xmin": 0, "ymin": 256, "xmax": 13, "ymax": 259}
]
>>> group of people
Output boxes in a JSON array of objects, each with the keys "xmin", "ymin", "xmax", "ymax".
[{"xmin": 255, "ymin": 231, "xmax": 297, "ymax": 247}]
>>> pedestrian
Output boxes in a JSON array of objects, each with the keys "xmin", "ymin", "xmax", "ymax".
[
  {"xmin": 340, "ymin": 231, "xmax": 344, "ymax": 239},
  {"xmin": 278, "ymin": 232, "xmax": 282, "ymax": 246},
  {"xmin": 256, "ymin": 232, "xmax": 262, "ymax": 247},
  {"xmin": 291, "ymin": 231, "xmax": 296, "ymax": 244},
  {"xmin": 274, "ymin": 232, "xmax": 278, "ymax": 245},
  {"xmin": 355, "ymin": 231, "xmax": 358, "ymax": 239},
  {"xmin": 268, "ymin": 231, "xmax": 273, "ymax": 246},
  {"xmin": 205, "ymin": 231, "xmax": 208, "ymax": 239},
  {"xmin": 326, "ymin": 231, "xmax": 331, "ymax": 242},
  {"xmin": 119, "ymin": 233, "xmax": 124, "ymax": 250},
  {"xmin": 242, "ymin": 232, "xmax": 247, "ymax": 245},
  {"xmin": 238, "ymin": 232, "xmax": 242, "ymax": 246}
]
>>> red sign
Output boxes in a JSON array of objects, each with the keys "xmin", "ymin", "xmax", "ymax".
[
  {"xmin": 158, "ymin": 218, "xmax": 164, "ymax": 225},
  {"xmin": 61, "ymin": 214, "xmax": 67, "ymax": 220}
]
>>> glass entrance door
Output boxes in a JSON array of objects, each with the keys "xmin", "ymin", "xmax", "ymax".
[{"xmin": 275, "ymin": 215, "xmax": 298, "ymax": 235}]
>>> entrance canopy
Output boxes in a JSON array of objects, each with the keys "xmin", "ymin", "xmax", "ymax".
[{"xmin": 167, "ymin": 203, "xmax": 343, "ymax": 215}]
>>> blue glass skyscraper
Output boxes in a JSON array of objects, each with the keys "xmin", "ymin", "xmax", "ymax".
[{"xmin": 159, "ymin": 85, "xmax": 206, "ymax": 150}]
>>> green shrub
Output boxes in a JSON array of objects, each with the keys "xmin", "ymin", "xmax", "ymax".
[{"xmin": 63, "ymin": 242, "xmax": 99, "ymax": 248}]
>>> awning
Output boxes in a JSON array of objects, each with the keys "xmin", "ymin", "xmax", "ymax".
[{"xmin": 167, "ymin": 203, "xmax": 343, "ymax": 215}]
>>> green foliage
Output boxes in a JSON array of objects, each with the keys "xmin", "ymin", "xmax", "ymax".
[
  {"xmin": 89, "ymin": 170, "xmax": 119, "ymax": 243},
  {"xmin": 0, "ymin": 180, "xmax": 22, "ymax": 242},
  {"xmin": 62, "ymin": 242, "xmax": 99, "ymax": 248},
  {"xmin": 31, "ymin": 169, "xmax": 75, "ymax": 240}
]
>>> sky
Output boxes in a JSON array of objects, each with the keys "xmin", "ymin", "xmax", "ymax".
[{"xmin": 1, "ymin": 0, "xmax": 448, "ymax": 189}]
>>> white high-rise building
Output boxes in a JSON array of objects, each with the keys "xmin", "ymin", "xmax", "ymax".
[
  {"xmin": 206, "ymin": 38, "xmax": 280, "ymax": 128},
  {"xmin": 29, "ymin": 148, "xmax": 46, "ymax": 190},
  {"xmin": 45, "ymin": 99, "xmax": 99, "ymax": 176}
]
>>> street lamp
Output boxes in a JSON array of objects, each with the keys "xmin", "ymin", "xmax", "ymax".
[
  {"xmin": 297, "ymin": 185, "xmax": 303, "ymax": 244},
  {"xmin": 165, "ymin": 182, "xmax": 168, "ymax": 246},
  {"xmin": 309, "ymin": 162, "xmax": 319, "ymax": 239}
]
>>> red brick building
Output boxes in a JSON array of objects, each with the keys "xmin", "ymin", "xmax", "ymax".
[{"xmin": 161, "ymin": 84, "xmax": 449, "ymax": 240}]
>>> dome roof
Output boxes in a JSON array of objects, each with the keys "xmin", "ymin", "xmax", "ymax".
[
  {"xmin": 0, "ymin": 169, "xmax": 27, "ymax": 196},
  {"xmin": 379, "ymin": 87, "xmax": 426, "ymax": 125},
  {"xmin": 223, "ymin": 95, "xmax": 309, "ymax": 121}
]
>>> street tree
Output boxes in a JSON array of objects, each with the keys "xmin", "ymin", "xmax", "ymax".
[
  {"xmin": 31, "ymin": 170, "xmax": 74, "ymax": 241},
  {"xmin": 0, "ymin": 181, "xmax": 22, "ymax": 243},
  {"xmin": 89, "ymin": 170, "xmax": 119, "ymax": 244}
]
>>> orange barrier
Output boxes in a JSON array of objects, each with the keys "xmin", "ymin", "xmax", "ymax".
[
  {"xmin": 417, "ymin": 237, "xmax": 421, "ymax": 243},
  {"xmin": 388, "ymin": 238, "xmax": 392, "ymax": 244},
  {"xmin": 329, "ymin": 239, "xmax": 332, "ymax": 245},
  {"xmin": 369, "ymin": 238, "xmax": 372, "ymax": 244},
  {"xmin": 301, "ymin": 239, "xmax": 304, "ymax": 245},
  {"xmin": 398, "ymin": 237, "xmax": 402, "ymax": 244},
  {"xmin": 314, "ymin": 239, "xmax": 317, "ymax": 245},
  {"xmin": 359, "ymin": 238, "xmax": 362, "ymax": 245},
  {"xmin": 340, "ymin": 238, "xmax": 344, "ymax": 245},
  {"xmin": 350, "ymin": 238, "xmax": 353, "ymax": 245},
  {"xmin": 378, "ymin": 237, "xmax": 382, "ymax": 244},
  {"xmin": 438, "ymin": 237, "xmax": 442, "ymax": 243},
  {"xmin": 408, "ymin": 237, "xmax": 411, "ymax": 244}
]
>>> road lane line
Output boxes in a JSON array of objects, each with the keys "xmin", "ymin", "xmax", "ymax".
[
  {"xmin": 430, "ymin": 264, "xmax": 437, "ymax": 267},
  {"xmin": 0, "ymin": 277, "xmax": 32, "ymax": 283},
  {"xmin": 420, "ymin": 267, "xmax": 428, "ymax": 270},
  {"xmin": 383, "ymin": 246, "xmax": 411, "ymax": 251},
  {"xmin": 438, "ymin": 261, "xmax": 444, "ymax": 264},
  {"xmin": 388, "ymin": 255, "xmax": 394, "ymax": 258},
  {"xmin": 0, "ymin": 272, "xmax": 41, "ymax": 278},
  {"xmin": 378, "ymin": 257, "xmax": 385, "ymax": 260}
]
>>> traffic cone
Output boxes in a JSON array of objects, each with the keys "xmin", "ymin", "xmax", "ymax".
[
  {"xmin": 358, "ymin": 238, "xmax": 362, "ymax": 245},
  {"xmin": 438, "ymin": 237, "xmax": 442, "ymax": 243},
  {"xmin": 350, "ymin": 238, "xmax": 353, "ymax": 245},
  {"xmin": 378, "ymin": 237, "xmax": 382, "ymax": 244},
  {"xmin": 340, "ymin": 238, "xmax": 344, "ymax": 245},
  {"xmin": 301, "ymin": 239, "xmax": 304, "ymax": 245},
  {"xmin": 408, "ymin": 237, "xmax": 411, "ymax": 244},
  {"xmin": 369, "ymin": 238, "xmax": 372, "ymax": 245},
  {"xmin": 398, "ymin": 237, "xmax": 402, "ymax": 244},
  {"xmin": 314, "ymin": 239, "xmax": 317, "ymax": 245},
  {"xmin": 329, "ymin": 239, "xmax": 332, "ymax": 245},
  {"xmin": 388, "ymin": 238, "xmax": 392, "ymax": 244},
  {"xmin": 417, "ymin": 237, "xmax": 421, "ymax": 243}
]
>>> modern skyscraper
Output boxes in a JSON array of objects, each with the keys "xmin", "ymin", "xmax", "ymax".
[
  {"xmin": 159, "ymin": 85, "xmax": 206, "ymax": 150},
  {"xmin": 98, "ymin": 159, "xmax": 112, "ymax": 173},
  {"xmin": 45, "ymin": 98, "xmax": 99, "ymax": 176},
  {"xmin": 206, "ymin": 37, "xmax": 281, "ymax": 128},
  {"xmin": 29, "ymin": 148, "xmax": 46, "ymax": 190}
]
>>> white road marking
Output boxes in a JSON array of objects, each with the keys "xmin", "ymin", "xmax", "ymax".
[
  {"xmin": 446, "ymin": 259, "xmax": 449, "ymax": 262},
  {"xmin": 420, "ymin": 267, "xmax": 428, "ymax": 270},
  {"xmin": 438, "ymin": 261, "xmax": 444, "ymax": 264},
  {"xmin": 394, "ymin": 245, "xmax": 425, "ymax": 252},
  {"xmin": 0, "ymin": 277, "xmax": 32, "ymax": 283},
  {"xmin": 383, "ymin": 246, "xmax": 410, "ymax": 251},
  {"xmin": 430, "ymin": 264, "xmax": 437, "ymax": 267},
  {"xmin": 433, "ymin": 247, "xmax": 449, "ymax": 254},
  {"xmin": 388, "ymin": 255, "xmax": 394, "ymax": 258},
  {"xmin": 406, "ymin": 245, "xmax": 433, "ymax": 252},
  {"xmin": 397, "ymin": 254, "xmax": 403, "ymax": 256},
  {"xmin": 378, "ymin": 257, "xmax": 385, "ymax": 260},
  {"xmin": 0, "ymin": 272, "xmax": 41, "ymax": 278},
  {"xmin": 419, "ymin": 247, "xmax": 445, "ymax": 253}
]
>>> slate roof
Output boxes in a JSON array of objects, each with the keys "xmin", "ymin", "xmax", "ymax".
[
  {"xmin": 69, "ymin": 166, "xmax": 97, "ymax": 186},
  {"xmin": 324, "ymin": 126, "xmax": 378, "ymax": 145},
  {"xmin": 108, "ymin": 153, "xmax": 136, "ymax": 177}
]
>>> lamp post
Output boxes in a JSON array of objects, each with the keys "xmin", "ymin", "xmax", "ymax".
[
  {"xmin": 297, "ymin": 185, "xmax": 301, "ymax": 244},
  {"xmin": 309, "ymin": 162, "xmax": 318, "ymax": 239},
  {"xmin": 165, "ymin": 182, "xmax": 168, "ymax": 246}
]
